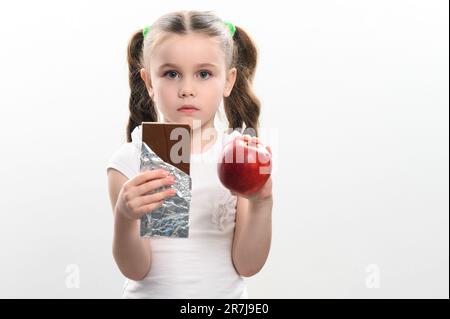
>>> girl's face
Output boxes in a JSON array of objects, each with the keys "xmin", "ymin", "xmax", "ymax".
[{"xmin": 140, "ymin": 33, "xmax": 237, "ymax": 130}]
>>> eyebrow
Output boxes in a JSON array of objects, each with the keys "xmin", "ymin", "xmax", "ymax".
[{"xmin": 158, "ymin": 62, "xmax": 218, "ymax": 70}]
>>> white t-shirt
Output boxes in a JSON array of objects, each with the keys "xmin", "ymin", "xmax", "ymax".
[{"xmin": 106, "ymin": 125, "xmax": 248, "ymax": 299}]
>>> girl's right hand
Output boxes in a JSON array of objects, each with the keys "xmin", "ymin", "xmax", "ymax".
[{"xmin": 116, "ymin": 169, "xmax": 177, "ymax": 221}]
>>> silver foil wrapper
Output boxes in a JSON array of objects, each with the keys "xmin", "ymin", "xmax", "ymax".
[{"xmin": 139, "ymin": 141, "xmax": 191, "ymax": 238}]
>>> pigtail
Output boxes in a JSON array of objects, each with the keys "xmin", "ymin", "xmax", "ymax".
[
  {"xmin": 125, "ymin": 29, "xmax": 158, "ymax": 142},
  {"xmin": 223, "ymin": 26, "xmax": 261, "ymax": 137}
]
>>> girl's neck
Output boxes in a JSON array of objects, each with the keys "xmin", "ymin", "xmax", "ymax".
[
  {"xmin": 160, "ymin": 116, "xmax": 217, "ymax": 154},
  {"xmin": 191, "ymin": 124, "xmax": 217, "ymax": 155}
]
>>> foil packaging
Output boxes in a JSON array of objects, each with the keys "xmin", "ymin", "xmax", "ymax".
[{"xmin": 138, "ymin": 141, "xmax": 192, "ymax": 238}]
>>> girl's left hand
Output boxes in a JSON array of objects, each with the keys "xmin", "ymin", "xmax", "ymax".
[{"xmin": 230, "ymin": 136, "xmax": 273, "ymax": 203}]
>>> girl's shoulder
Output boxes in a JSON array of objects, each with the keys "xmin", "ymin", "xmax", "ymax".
[
  {"xmin": 106, "ymin": 143, "xmax": 140, "ymax": 180},
  {"xmin": 131, "ymin": 124, "xmax": 143, "ymax": 143}
]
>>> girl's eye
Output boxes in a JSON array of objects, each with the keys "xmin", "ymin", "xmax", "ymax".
[
  {"xmin": 163, "ymin": 70, "xmax": 179, "ymax": 79},
  {"xmin": 163, "ymin": 70, "xmax": 212, "ymax": 79},
  {"xmin": 199, "ymin": 70, "xmax": 212, "ymax": 79}
]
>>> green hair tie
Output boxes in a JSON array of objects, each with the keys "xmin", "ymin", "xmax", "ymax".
[
  {"xmin": 223, "ymin": 21, "xmax": 236, "ymax": 37},
  {"xmin": 142, "ymin": 26, "xmax": 151, "ymax": 39}
]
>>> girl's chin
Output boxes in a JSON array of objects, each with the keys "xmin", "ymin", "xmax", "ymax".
[{"xmin": 169, "ymin": 117, "xmax": 205, "ymax": 127}]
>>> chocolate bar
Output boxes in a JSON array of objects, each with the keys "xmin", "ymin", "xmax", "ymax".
[
  {"xmin": 139, "ymin": 122, "xmax": 192, "ymax": 238},
  {"xmin": 142, "ymin": 122, "xmax": 192, "ymax": 175}
]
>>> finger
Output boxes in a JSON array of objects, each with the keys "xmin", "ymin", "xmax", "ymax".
[
  {"xmin": 242, "ymin": 134, "xmax": 252, "ymax": 142},
  {"xmin": 133, "ymin": 188, "xmax": 177, "ymax": 210},
  {"xmin": 136, "ymin": 199, "xmax": 165, "ymax": 217},
  {"xmin": 135, "ymin": 174, "xmax": 176, "ymax": 196},
  {"xmin": 252, "ymin": 136, "xmax": 261, "ymax": 143},
  {"xmin": 266, "ymin": 145, "xmax": 272, "ymax": 155},
  {"xmin": 247, "ymin": 136, "xmax": 259, "ymax": 147},
  {"xmin": 250, "ymin": 136, "xmax": 265, "ymax": 148},
  {"xmin": 130, "ymin": 169, "xmax": 169, "ymax": 187}
]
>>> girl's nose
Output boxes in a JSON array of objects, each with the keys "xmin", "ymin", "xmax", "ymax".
[
  {"xmin": 179, "ymin": 89, "xmax": 195, "ymax": 97},
  {"xmin": 179, "ymin": 89, "xmax": 195, "ymax": 98},
  {"xmin": 178, "ymin": 82, "xmax": 196, "ymax": 98}
]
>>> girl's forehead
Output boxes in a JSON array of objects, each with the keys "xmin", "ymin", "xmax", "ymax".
[{"xmin": 150, "ymin": 33, "xmax": 225, "ymax": 68}]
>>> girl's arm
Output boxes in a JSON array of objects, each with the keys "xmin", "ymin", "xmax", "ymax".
[
  {"xmin": 113, "ymin": 207, "xmax": 152, "ymax": 281},
  {"xmin": 108, "ymin": 169, "xmax": 152, "ymax": 281},
  {"xmin": 230, "ymin": 137, "xmax": 274, "ymax": 277},
  {"xmin": 231, "ymin": 180, "xmax": 273, "ymax": 277}
]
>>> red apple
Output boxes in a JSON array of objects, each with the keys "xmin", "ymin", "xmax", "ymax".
[{"xmin": 217, "ymin": 135, "xmax": 272, "ymax": 196}]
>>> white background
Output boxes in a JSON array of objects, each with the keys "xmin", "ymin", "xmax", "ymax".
[{"xmin": 0, "ymin": 0, "xmax": 448, "ymax": 298}]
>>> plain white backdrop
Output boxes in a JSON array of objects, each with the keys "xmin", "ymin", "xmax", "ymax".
[{"xmin": 0, "ymin": 0, "xmax": 448, "ymax": 298}]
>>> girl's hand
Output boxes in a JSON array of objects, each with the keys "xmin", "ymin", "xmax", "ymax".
[
  {"xmin": 231, "ymin": 176, "xmax": 273, "ymax": 203},
  {"xmin": 116, "ymin": 169, "xmax": 177, "ymax": 220},
  {"xmin": 230, "ymin": 136, "xmax": 273, "ymax": 203}
]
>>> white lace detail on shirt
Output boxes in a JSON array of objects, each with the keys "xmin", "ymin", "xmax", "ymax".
[{"xmin": 211, "ymin": 189, "xmax": 237, "ymax": 231}]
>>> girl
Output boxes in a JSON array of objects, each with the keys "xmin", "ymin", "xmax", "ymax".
[{"xmin": 106, "ymin": 10, "xmax": 273, "ymax": 298}]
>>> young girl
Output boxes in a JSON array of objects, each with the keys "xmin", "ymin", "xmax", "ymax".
[{"xmin": 106, "ymin": 10, "xmax": 273, "ymax": 299}]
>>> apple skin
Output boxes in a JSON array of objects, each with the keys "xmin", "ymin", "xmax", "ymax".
[{"xmin": 217, "ymin": 135, "xmax": 272, "ymax": 196}]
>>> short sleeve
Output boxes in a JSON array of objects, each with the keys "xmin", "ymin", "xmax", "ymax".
[{"xmin": 106, "ymin": 142, "xmax": 141, "ymax": 180}]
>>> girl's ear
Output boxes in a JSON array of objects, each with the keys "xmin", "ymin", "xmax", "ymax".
[
  {"xmin": 223, "ymin": 67, "xmax": 237, "ymax": 98},
  {"xmin": 140, "ymin": 68, "xmax": 154, "ymax": 98}
]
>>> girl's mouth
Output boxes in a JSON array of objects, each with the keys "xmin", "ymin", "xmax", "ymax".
[{"xmin": 178, "ymin": 105, "xmax": 199, "ymax": 113}]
